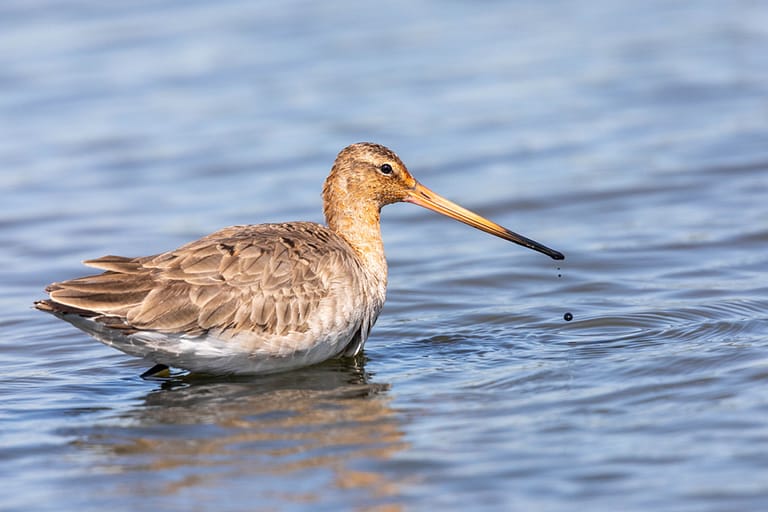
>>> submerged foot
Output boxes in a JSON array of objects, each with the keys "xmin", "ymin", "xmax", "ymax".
[{"xmin": 140, "ymin": 364, "xmax": 171, "ymax": 379}]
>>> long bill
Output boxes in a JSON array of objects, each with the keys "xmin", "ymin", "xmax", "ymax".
[{"xmin": 404, "ymin": 181, "xmax": 565, "ymax": 260}]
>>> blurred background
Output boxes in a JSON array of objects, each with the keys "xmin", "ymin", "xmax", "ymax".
[{"xmin": 1, "ymin": 1, "xmax": 767, "ymax": 511}]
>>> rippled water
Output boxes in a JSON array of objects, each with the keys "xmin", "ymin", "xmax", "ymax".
[{"xmin": 2, "ymin": 1, "xmax": 768, "ymax": 510}]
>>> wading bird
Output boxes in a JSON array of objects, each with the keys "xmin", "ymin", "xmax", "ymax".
[{"xmin": 36, "ymin": 143, "xmax": 563, "ymax": 376}]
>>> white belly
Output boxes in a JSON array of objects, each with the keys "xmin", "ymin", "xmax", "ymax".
[{"xmin": 58, "ymin": 300, "xmax": 378, "ymax": 375}]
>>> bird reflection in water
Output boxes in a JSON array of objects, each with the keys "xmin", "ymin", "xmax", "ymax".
[{"xmin": 71, "ymin": 358, "xmax": 408, "ymax": 508}]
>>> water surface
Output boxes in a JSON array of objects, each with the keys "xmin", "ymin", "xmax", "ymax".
[{"xmin": 2, "ymin": 1, "xmax": 768, "ymax": 510}]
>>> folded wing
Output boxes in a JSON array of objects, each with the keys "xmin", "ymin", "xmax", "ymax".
[{"xmin": 40, "ymin": 222, "xmax": 363, "ymax": 339}]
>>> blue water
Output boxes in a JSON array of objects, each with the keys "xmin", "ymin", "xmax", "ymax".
[{"xmin": 2, "ymin": 1, "xmax": 768, "ymax": 510}]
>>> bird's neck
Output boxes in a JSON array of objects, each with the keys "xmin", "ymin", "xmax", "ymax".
[
  {"xmin": 325, "ymin": 201, "xmax": 387, "ymax": 274},
  {"xmin": 322, "ymin": 170, "xmax": 390, "ymax": 301}
]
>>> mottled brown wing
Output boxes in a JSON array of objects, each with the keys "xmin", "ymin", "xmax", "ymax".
[{"xmin": 44, "ymin": 223, "xmax": 362, "ymax": 337}]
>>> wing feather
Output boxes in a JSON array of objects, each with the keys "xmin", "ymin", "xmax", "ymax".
[{"xmin": 43, "ymin": 223, "xmax": 362, "ymax": 338}]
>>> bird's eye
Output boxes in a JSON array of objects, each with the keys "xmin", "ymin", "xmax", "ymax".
[{"xmin": 379, "ymin": 163, "xmax": 393, "ymax": 175}]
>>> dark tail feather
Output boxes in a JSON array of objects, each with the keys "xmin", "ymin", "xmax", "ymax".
[{"xmin": 34, "ymin": 299, "xmax": 98, "ymax": 317}]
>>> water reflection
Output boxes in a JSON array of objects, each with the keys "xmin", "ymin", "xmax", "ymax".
[{"xmin": 71, "ymin": 358, "xmax": 407, "ymax": 506}]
